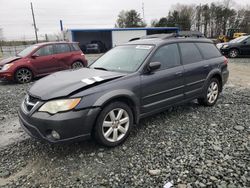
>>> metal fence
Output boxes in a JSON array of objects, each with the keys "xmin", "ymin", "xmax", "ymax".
[{"xmin": 0, "ymin": 45, "xmax": 30, "ymax": 58}]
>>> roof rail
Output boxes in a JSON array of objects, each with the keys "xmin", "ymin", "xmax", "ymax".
[
  {"xmin": 140, "ymin": 33, "xmax": 177, "ymax": 39},
  {"xmin": 178, "ymin": 31, "xmax": 204, "ymax": 38},
  {"xmin": 140, "ymin": 31, "xmax": 205, "ymax": 40}
]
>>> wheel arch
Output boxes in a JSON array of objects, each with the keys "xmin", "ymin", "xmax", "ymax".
[
  {"xmin": 14, "ymin": 66, "xmax": 34, "ymax": 78},
  {"xmin": 229, "ymin": 47, "xmax": 241, "ymax": 54},
  {"xmin": 94, "ymin": 90, "xmax": 140, "ymax": 125},
  {"xmin": 72, "ymin": 59, "xmax": 87, "ymax": 67},
  {"xmin": 205, "ymin": 70, "xmax": 223, "ymax": 92}
]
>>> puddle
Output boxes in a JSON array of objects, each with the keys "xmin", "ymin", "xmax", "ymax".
[{"xmin": 0, "ymin": 117, "xmax": 29, "ymax": 149}]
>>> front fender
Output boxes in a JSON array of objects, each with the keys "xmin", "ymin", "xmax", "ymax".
[{"xmin": 93, "ymin": 89, "xmax": 139, "ymax": 107}]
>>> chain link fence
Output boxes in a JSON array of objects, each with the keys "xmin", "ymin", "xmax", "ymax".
[{"xmin": 0, "ymin": 45, "xmax": 30, "ymax": 58}]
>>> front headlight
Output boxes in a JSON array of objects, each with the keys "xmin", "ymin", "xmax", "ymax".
[
  {"xmin": 2, "ymin": 63, "xmax": 14, "ymax": 71},
  {"xmin": 222, "ymin": 44, "xmax": 229, "ymax": 49},
  {"xmin": 39, "ymin": 98, "xmax": 81, "ymax": 114}
]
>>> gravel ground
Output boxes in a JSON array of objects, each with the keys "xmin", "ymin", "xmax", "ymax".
[{"xmin": 0, "ymin": 57, "xmax": 249, "ymax": 188}]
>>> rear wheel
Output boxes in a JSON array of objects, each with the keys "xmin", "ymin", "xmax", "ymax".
[
  {"xmin": 228, "ymin": 49, "xmax": 239, "ymax": 58},
  {"xmin": 94, "ymin": 102, "xmax": 133, "ymax": 147},
  {"xmin": 72, "ymin": 61, "xmax": 84, "ymax": 69},
  {"xmin": 15, "ymin": 68, "xmax": 33, "ymax": 84},
  {"xmin": 198, "ymin": 78, "xmax": 220, "ymax": 106}
]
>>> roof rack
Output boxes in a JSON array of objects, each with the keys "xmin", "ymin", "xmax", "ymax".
[{"xmin": 140, "ymin": 31, "xmax": 205, "ymax": 40}]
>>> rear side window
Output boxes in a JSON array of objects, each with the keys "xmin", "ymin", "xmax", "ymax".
[
  {"xmin": 179, "ymin": 43, "xmax": 203, "ymax": 64},
  {"xmin": 150, "ymin": 43, "xmax": 180, "ymax": 69},
  {"xmin": 54, "ymin": 44, "xmax": 71, "ymax": 54},
  {"xmin": 71, "ymin": 43, "xmax": 81, "ymax": 51},
  {"xmin": 35, "ymin": 45, "xmax": 53, "ymax": 56},
  {"xmin": 196, "ymin": 43, "xmax": 221, "ymax": 59}
]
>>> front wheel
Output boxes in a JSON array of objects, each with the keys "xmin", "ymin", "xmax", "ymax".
[
  {"xmin": 94, "ymin": 102, "xmax": 133, "ymax": 147},
  {"xmin": 198, "ymin": 78, "xmax": 220, "ymax": 106},
  {"xmin": 15, "ymin": 68, "xmax": 33, "ymax": 84},
  {"xmin": 72, "ymin": 61, "xmax": 84, "ymax": 69},
  {"xmin": 228, "ymin": 49, "xmax": 239, "ymax": 58}
]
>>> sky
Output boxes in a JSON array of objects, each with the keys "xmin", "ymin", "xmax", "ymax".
[{"xmin": 0, "ymin": 0, "xmax": 249, "ymax": 40}]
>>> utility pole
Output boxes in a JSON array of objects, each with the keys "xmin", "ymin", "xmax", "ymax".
[
  {"xmin": 142, "ymin": 2, "xmax": 145, "ymax": 23},
  {"xmin": 30, "ymin": 2, "xmax": 38, "ymax": 43}
]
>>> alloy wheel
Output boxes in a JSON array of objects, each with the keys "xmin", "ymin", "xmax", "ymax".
[
  {"xmin": 102, "ymin": 108, "xmax": 130, "ymax": 143},
  {"xmin": 229, "ymin": 49, "xmax": 238, "ymax": 58},
  {"xmin": 72, "ymin": 61, "xmax": 84, "ymax": 69},
  {"xmin": 16, "ymin": 69, "xmax": 32, "ymax": 83},
  {"xmin": 207, "ymin": 81, "xmax": 219, "ymax": 104}
]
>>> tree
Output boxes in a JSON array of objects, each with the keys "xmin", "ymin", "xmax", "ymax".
[
  {"xmin": 202, "ymin": 4, "xmax": 210, "ymax": 36},
  {"xmin": 115, "ymin": 10, "xmax": 146, "ymax": 28}
]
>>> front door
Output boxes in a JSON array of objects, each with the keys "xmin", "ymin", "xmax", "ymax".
[
  {"xmin": 30, "ymin": 44, "xmax": 60, "ymax": 75},
  {"xmin": 240, "ymin": 37, "xmax": 250, "ymax": 55},
  {"xmin": 140, "ymin": 43, "xmax": 185, "ymax": 115}
]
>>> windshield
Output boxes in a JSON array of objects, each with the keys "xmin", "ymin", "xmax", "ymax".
[
  {"xmin": 229, "ymin": 36, "xmax": 248, "ymax": 43},
  {"xmin": 90, "ymin": 45, "xmax": 153, "ymax": 73},
  {"xmin": 17, "ymin": 45, "xmax": 39, "ymax": 57}
]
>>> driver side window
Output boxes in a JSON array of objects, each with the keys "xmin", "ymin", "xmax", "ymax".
[
  {"xmin": 35, "ymin": 45, "xmax": 54, "ymax": 56},
  {"xmin": 150, "ymin": 44, "xmax": 181, "ymax": 70}
]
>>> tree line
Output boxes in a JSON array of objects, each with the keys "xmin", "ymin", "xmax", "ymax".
[{"xmin": 115, "ymin": 1, "xmax": 250, "ymax": 38}]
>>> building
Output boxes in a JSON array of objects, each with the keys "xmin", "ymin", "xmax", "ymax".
[{"xmin": 66, "ymin": 27, "xmax": 179, "ymax": 50}]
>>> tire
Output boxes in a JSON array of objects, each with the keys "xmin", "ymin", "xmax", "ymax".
[
  {"xmin": 15, "ymin": 68, "xmax": 33, "ymax": 84},
  {"xmin": 198, "ymin": 78, "xmax": 220, "ymax": 106},
  {"xmin": 72, "ymin": 61, "xmax": 84, "ymax": 69},
  {"xmin": 228, "ymin": 49, "xmax": 239, "ymax": 58},
  {"xmin": 94, "ymin": 102, "xmax": 133, "ymax": 147}
]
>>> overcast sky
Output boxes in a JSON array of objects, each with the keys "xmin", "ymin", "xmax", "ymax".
[{"xmin": 0, "ymin": 0, "xmax": 249, "ymax": 40}]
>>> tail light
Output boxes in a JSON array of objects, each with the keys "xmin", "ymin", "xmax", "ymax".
[{"xmin": 224, "ymin": 56, "xmax": 228, "ymax": 65}]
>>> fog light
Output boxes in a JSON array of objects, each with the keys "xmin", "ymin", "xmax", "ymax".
[{"xmin": 51, "ymin": 130, "xmax": 60, "ymax": 140}]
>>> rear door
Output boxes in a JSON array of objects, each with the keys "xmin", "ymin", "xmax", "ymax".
[
  {"xmin": 30, "ymin": 44, "xmax": 56, "ymax": 74},
  {"xmin": 140, "ymin": 43, "xmax": 185, "ymax": 115},
  {"xmin": 53, "ymin": 44, "xmax": 73, "ymax": 70},
  {"xmin": 179, "ymin": 42, "xmax": 211, "ymax": 99}
]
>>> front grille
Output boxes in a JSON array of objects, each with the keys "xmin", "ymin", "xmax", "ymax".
[{"xmin": 23, "ymin": 95, "xmax": 40, "ymax": 112}]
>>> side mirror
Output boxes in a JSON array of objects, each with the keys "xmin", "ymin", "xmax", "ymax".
[
  {"xmin": 147, "ymin": 62, "xmax": 161, "ymax": 72},
  {"xmin": 31, "ymin": 54, "xmax": 39, "ymax": 58}
]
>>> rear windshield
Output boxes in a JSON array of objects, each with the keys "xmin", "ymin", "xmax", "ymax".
[{"xmin": 196, "ymin": 43, "xmax": 221, "ymax": 59}]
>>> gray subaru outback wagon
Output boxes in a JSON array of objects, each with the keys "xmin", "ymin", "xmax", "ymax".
[{"xmin": 18, "ymin": 34, "xmax": 229, "ymax": 147}]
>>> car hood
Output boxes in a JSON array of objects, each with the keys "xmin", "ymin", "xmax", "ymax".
[
  {"xmin": 0, "ymin": 56, "xmax": 21, "ymax": 66},
  {"xmin": 29, "ymin": 68, "xmax": 126, "ymax": 100}
]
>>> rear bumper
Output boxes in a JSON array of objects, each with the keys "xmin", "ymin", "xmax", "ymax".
[{"xmin": 18, "ymin": 106, "xmax": 101, "ymax": 144}]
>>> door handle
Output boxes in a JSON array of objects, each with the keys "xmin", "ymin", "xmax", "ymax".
[{"xmin": 175, "ymin": 71, "xmax": 183, "ymax": 76}]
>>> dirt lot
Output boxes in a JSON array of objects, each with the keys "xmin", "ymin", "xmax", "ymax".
[{"xmin": 0, "ymin": 57, "xmax": 249, "ymax": 188}]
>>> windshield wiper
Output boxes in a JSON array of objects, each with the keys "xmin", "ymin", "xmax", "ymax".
[{"xmin": 93, "ymin": 67, "xmax": 108, "ymax": 71}]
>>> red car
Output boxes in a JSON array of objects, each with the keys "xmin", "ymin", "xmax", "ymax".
[{"xmin": 0, "ymin": 42, "xmax": 87, "ymax": 83}]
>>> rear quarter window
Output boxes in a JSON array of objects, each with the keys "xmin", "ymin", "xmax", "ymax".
[
  {"xmin": 71, "ymin": 43, "xmax": 81, "ymax": 51},
  {"xmin": 196, "ymin": 43, "xmax": 221, "ymax": 59},
  {"xmin": 179, "ymin": 43, "xmax": 203, "ymax": 65}
]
